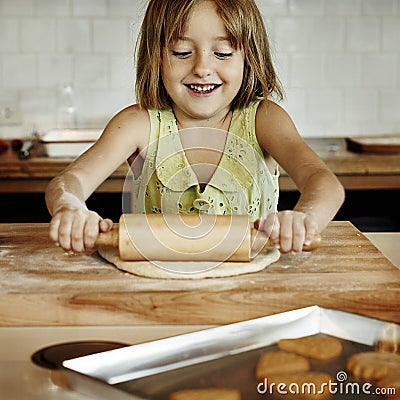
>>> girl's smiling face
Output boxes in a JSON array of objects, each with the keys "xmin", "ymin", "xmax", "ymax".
[{"xmin": 162, "ymin": 0, "xmax": 244, "ymax": 126}]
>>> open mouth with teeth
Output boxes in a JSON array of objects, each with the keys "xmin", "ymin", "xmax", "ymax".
[{"xmin": 186, "ymin": 84, "xmax": 222, "ymax": 95}]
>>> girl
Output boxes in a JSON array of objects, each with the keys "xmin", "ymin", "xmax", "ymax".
[{"xmin": 46, "ymin": 0, "xmax": 344, "ymax": 255}]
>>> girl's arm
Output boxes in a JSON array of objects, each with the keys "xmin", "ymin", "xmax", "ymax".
[
  {"xmin": 255, "ymin": 100, "xmax": 345, "ymax": 253},
  {"xmin": 45, "ymin": 105, "xmax": 150, "ymax": 253}
]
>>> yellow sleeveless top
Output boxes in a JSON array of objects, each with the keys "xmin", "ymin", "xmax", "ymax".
[{"xmin": 130, "ymin": 99, "xmax": 279, "ymax": 221}]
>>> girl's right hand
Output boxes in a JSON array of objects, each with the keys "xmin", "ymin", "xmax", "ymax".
[
  {"xmin": 255, "ymin": 210, "xmax": 318, "ymax": 254},
  {"xmin": 49, "ymin": 207, "xmax": 113, "ymax": 253}
]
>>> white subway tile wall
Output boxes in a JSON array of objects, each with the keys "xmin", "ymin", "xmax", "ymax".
[{"xmin": 0, "ymin": 0, "xmax": 399, "ymax": 138}]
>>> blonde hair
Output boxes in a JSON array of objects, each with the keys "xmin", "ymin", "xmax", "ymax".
[{"xmin": 135, "ymin": 0, "xmax": 284, "ymax": 110}]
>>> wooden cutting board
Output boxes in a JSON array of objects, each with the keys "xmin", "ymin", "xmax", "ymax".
[
  {"xmin": 0, "ymin": 222, "xmax": 399, "ymax": 326},
  {"xmin": 346, "ymin": 135, "xmax": 400, "ymax": 154}
]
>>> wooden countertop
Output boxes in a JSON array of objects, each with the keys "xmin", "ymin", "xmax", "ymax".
[
  {"xmin": 0, "ymin": 137, "xmax": 399, "ymax": 192},
  {"xmin": 0, "ymin": 143, "xmax": 129, "ymax": 193},
  {"xmin": 1, "ymin": 221, "xmax": 399, "ymax": 326},
  {"xmin": 290, "ymin": 138, "xmax": 400, "ymax": 190}
]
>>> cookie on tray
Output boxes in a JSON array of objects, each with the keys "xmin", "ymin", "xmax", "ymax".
[
  {"xmin": 168, "ymin": 388, "xmax": 241, "ymax": 400},
  {"xmin": 347, "ymin": 351, "xmax": 400, "ymax": 381},
  {"xmin": 256, "ymin": 350, "xmax": 310, "ymax": 380},
  {"xmin": 277, "ymin": 336, "xmax": 342, "ymax": 361},
  {"xmin": 377, "ymin": 371, "xmax": 400, "ymax": 398}
]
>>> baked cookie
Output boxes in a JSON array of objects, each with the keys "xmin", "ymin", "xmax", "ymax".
[
  {"xmin": 375, "ymin": 340, "xmax": 400, "ymax": 354},
  {"xmin": 256, "ymin": 351, "xmax": 310, "ymax": 380},
  {"xmin": 347, "ymin": 352, "xmax": 400, "ymax": 381},
  {"xmin": 277, "ymin": 336, "xmax": 342, "ymax": 361},
  {"xmin": 168, "ymin": 388, "xmax": 241, "ymax": 400},
  {"xmin": 266, "ymin": 372, "xmax": 333, "ymax": 399},
  {"xmin": 377, "ymin": 371, "xmax": 400, "ymax": 399}
]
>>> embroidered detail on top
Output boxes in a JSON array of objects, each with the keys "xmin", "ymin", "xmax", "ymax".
[{"xmin": 131, "ymin": 100, "xmax": 280, "ymax": 221}]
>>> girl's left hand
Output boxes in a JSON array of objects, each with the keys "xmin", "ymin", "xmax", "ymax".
[{"xmin": 255, "ymin": 210, "xmax": 319, "ymax": 253}]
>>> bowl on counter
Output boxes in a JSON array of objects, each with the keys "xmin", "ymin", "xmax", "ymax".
[{"xmin": 40, "ymin": 128, "xmax": 102, "ymax": 158}]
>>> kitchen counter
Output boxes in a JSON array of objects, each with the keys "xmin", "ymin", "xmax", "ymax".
[
  {"xmin": 281, "ymin": 137, "xmax": 400, "ymax": 190},
  {"xmin": 0, "ymin": 137, "xmax": 399, "ymax": 192},
  {"xmin": 0, "ymin": 143, "xmax": 129, "ymax": 193},
  {"xmin": 1, "ymin": 221, "xmax": 399, "ymax": 326}
]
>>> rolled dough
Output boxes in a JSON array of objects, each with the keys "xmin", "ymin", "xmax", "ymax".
[{"xmin": 97, "ymin": 245, "xmax": 280, "ymax": 279}]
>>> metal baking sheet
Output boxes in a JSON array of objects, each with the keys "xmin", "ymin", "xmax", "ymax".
[{"xmin": 63, "ymin": 306, "xmax": 400, "ymax": 399}]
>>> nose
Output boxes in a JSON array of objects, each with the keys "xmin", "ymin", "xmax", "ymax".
[{"xmin": 192, "ymin": 51, "xmax": 212, "ymax": 77}]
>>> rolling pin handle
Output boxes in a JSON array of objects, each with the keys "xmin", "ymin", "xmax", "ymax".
[
  {"xmin": 250, "ymin": 228, "xmax": 321, "ymax": 253},
  {"xmin": 302, "ymin": 233, "xmax": 322, "ymax": 251},
  {"xmin": 96, "ymin": 228, "xmax": 119, "ymax": 248}
]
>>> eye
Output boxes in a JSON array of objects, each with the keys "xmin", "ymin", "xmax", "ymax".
[
  {"xmin": 172, "ymin": 51, "xmax": 192, "ymax": 58},
  {"xmin": 215, "ymin": 52, "xmax": 233, "ymax": 59}
]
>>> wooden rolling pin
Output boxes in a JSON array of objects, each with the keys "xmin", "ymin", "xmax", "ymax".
[{"xmin": 96, "ymin": 214, "xmax": 321, "ymax": 262}]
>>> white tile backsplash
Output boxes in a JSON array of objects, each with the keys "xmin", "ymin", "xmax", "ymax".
[
  {"xmin": 380, "ymin": 89, "xmax": 400, "ymax": 122},
  {"xmin": 304, "ymin": 17, "xmax": 345, "ymax": 52},
  {"xmin": 289, "ymin": 0, "xmax": 324, "ymax": 16},
  {"xmin": 324, "ymin": 0, "xmax": 361, "ymax": 16},
  {"xmin": 326, "ymin": 54, "xmax": 362, "ymax": 87},
  {"xmin": 57, "ymin": 19, "xmax": 91, "ymax": 53},
  {"xmin": 346, "ymin": 18, "xmax": 380, "ymax": 52},
  {"xmin": 289, "ymin": 54, "xmax": 325, "ymax": 88},
  {"xmin": 93, "ymin": 20, "xmax": 130, "ymax": 53},
  {"xmin": 0, "ymin": 19, "xmax": 19, "ymax": 52},
  {"xmin": 1, "ymin": 0, "xmax": 400, "ymax": 138},
  {"xmin": 35, "ymin": 0, "xmax": 71, "ymax": 17},
  {"xmin": 281, "ymin": 87, "xmax": 307, "ymax": 125},
  {"xmin": 21, "ymin": 19, "xmax": 56, "ymax": 53},
  {"xmin": 3, "ymin": 54, "xmax": 36, "ymax": 89},
  {"xmin": 72, "ymin": 0, "xmax": 107, "ymax": 17},
  {"xmin": 0, "ymin": 55, "xmax": 2, "ymax": 87},
  {"xmin": 73, "ymin": 55, "xmax": 108, "ymax": 89},
  {"xmin": 108, "ymin": 0, "xmax": 146, "ymax": 18},
  {"xmin": 75, "ymin": 88, "xmax": 131, "ymax": 128},
  {"xmin": 38, "ymin": 55, "xmax": 73, "ymax": 87},
  {"xmin": 272, "ymin": 18, "xmax": 307, "ymax": 52},
  {"xmin": 256, "ymin": 0, "xmax": 288, "ymax": 17},
  {"xmin": 307, "ymin": 89, "xmax": 342, "ymax": 123},
  {"xmin": 382, "ymin": 18, "xmax": 400, "ymax": 52},
  {"xmin": 344, "ymin": 89, "xmax": 379, "ymax": 122},
  {"xmin": 109, "ymin": 55, "xmax": 135, "ymax": 90},
  {"xmin": 1, "ymin": 0, "xmax": 34, "ymax": 16},
  {"xmin": 362, "ymin": 0, "xmax": 398, "ymax": 16},
  {"xmin": 20, "ymin": 88, "xmax": 56, "ymax": 118},
  {"xmin": 273, "ymin": 52, "xmax": 290, "ymax": 89},
  {"xmin": 362, "ymin": 54, "xmax": 398, "ymax": 87}
]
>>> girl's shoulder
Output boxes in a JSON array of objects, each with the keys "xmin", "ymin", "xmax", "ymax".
[
  {"xmin": 255, "ymin": 99, "xmax": 290, "ymax": 123},
  {"xmin": 255, "ymin": 99, "xmax": 302, "ymax": 153},
  {"xmin": 101, "ymin": 104, "xmax": 151, "ymax": 152},
  {"xmin": 111, "ymin": 104, "xmax": 150, "ymax": 126},
  {"xmin": 255, "ymin": 99, "xmax": 297, "ymax": 136}
]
